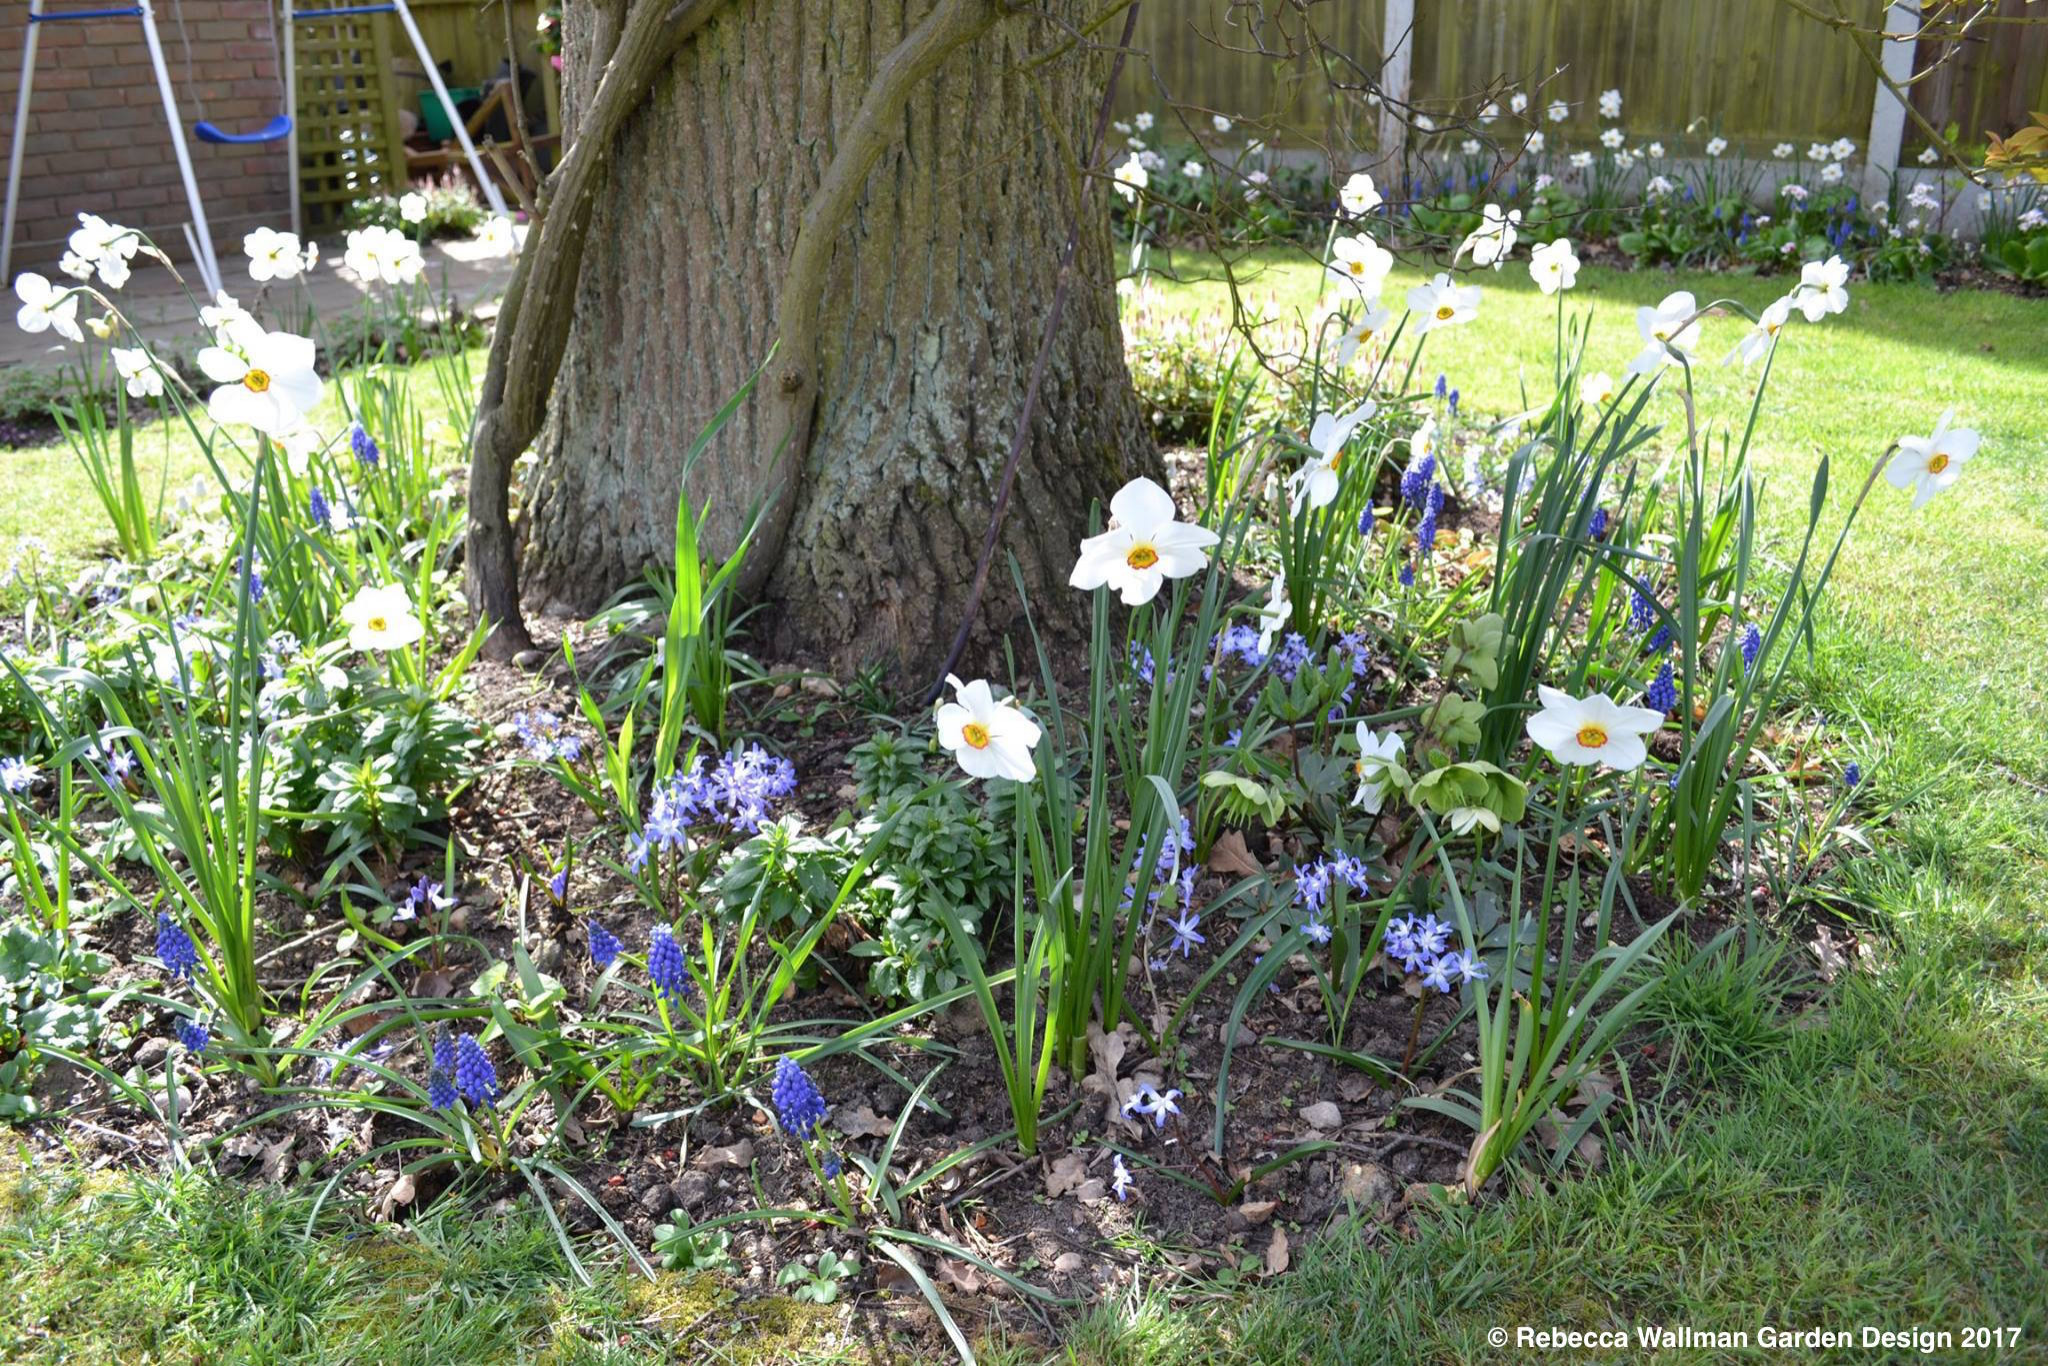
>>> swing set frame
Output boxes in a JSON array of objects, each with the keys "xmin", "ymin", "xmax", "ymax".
[{"xmin": 2, "ymin": 0, "xmax": 508, "ymax": 299}]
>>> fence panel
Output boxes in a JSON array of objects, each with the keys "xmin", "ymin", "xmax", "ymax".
[{"xmin": 1123, "ymin": 0, "xmax": 2045, "ymax": 156}]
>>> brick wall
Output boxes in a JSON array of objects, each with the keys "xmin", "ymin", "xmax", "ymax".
[{"xmin": 0, "ymin": 0, "xmax": 295, "ymax": 277}]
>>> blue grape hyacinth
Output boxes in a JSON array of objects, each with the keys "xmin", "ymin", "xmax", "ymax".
[
  {"xmin": 1844, "ymin": 762, "xmax": 1862, "ymax": 789},
  {"xmin": 1645, "ymin": 661, "xmax": 1677, "ymax": 714},
  {"xmin": 1741, "ymin": 623, "xmax": 1762, "ymax": 673},
  {"xmin": 428, "ymin": 1069, "xmax": 458, "ymax": 1111},
  {"xmin": 771, "ymin": 1055, "xmax": 828, "ymax": 1139},
  {"xmin": 587, "ymin": 920, "xmax": 621, "ymax": 969},
  {"xmin": 648, "ymin": 926, "xmax": 695, "ymax": 1007},
  {"xmin": 175, "ymin": 1015, "xmax": 209, "ymax": 1054},
  {"xmin": 309, "ymin": 486, "xmax": 332, "ymax": 529},
  {"xmin": 454, "ymin": 1033, "xmax": 500, "ymax": 1107},
  {"xmin": 156, "ymin": 913, "xmax": 198, "ymax": 979},
  {"xmin": 350, "ymin": 422, "xmax": 380, "ymax": 468}
]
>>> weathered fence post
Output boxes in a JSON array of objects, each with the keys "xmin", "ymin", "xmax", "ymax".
[
  {"xmin": 1379, "ymin": 0, "xmax": 1416, "ymax": 168},
  {"xmin": 1863, "ymin": 0, "xmax": 1921, "ymax": 205}
]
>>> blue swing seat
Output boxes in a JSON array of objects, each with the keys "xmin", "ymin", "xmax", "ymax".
[{"xmin": 194, "ymin": 114, "xmax": 294, "ymax": 145}]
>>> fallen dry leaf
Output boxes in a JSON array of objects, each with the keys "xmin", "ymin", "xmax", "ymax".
[
  {"xmin": 834, "ymin": 1103, "xmax": 895, "ymax": 1139},
  {"xmin": 374, "ymin": 1172, "xmax": 416, "ymax": 1223},
  {"xmin": 691, "ymin": 1139, "xmax": 755, "ymax": 1171},
  {"xmin": 1238, "ymin": 1199, "xmax": 1279, "ymax": 1225},
  {"xmin": 936, "ymin": 1259, "xmax": 986, "ymax": 1295},
  {"xmin": 1053, "ymin": 1251, "xmax": 1086, "ymax": 1274},
  {"xmin": 1044, "ymin": 1152, "xmax": 1090, "ymax": 1199},
  {"xmin": 1208, "ymin": 829, "xmax": 1262, "ymax": 876},
  {"xmin": 1263, "ymin": 1225, "xmax": 1290, "ymax": 1276}
]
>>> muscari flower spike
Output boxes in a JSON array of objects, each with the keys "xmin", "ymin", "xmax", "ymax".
[
  {"xmin": 1844, "ymin": 762, "xmax": 1862, "ymax": 789},
  {"xmin": 1741, "ymin": 623, "xmax": 1762, "ymax": 673},
  {"xmin": 428, "ymin": 1069, "xmax": 458, "ymax": 1110},
  {"xmin": 648, "ymin": 926, "xmax": 696, "ymax": 1006},
  {"xmin": 350, "ymin": 421, "xmax": 380, "ymax": 468},
  {"xmin": 587, "ymin": 920, "xmax": 621, "ymax": 969},
  {"xmin": 308, "ymin": 486, "xmax": 332, "ymax": 529},
  {"xmin": 454, "ymin": 1033, "xmax": 500, "ymax": 1107},
  {"xmin": 156, "ymin": 913, "xmax": 198, "ymax": 978},
  {"xmin": 175, "ymin": 1015, "xmax": 210, "ymax": 1055},
  {"xmin": 1645, "ymin": 660, "xmax": 1677, "ymax": 713},
  {"xmin": 771, "ymin": 1055, "xmax": 829, "ymax": 1139}
]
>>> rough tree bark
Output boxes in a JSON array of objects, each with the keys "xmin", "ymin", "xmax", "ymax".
[{"xmin": 501, "ymin": 0, "xmax": 1157, "ymax": 679}]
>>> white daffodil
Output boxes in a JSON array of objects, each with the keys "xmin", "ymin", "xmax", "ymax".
[
  {"xmin": 85, "ymin": 312, "xmax": 116, "ymax": 340},
  {"xmin": 1705, "ymin": 136, "xmax": 1728, "ymax": 158},
  {"xmin": 1624, "ymin": 290, "xmax": 1702, "ymax": 376},
  {"xmin": 1600, "ymin": 127, "xmax": 1625, "ymax": 150},
  {"xmin": 343, "ymin": 225, "xmax": 425, "ymax": 286},
  {"xmin": 13, "ymin": 272, "xmax": 82, "ymax": 343},
  {"xmin": 196, "ymin": 318, "xmax": 323, "ymax": 436},
  {"xmin": 1134, "ymin": 111, "xmax": 1154, "ymax": 132},
  {"xmin": 1211, "ymin": 114, "xmax": 1232, "ymax": 134},
  {"xmin": 1333, "ymin": 302, "xmax": 1393, "ymax": 367},
  {"xmin": 1529, "ymin": 237, "xmax": 1579, "ymax": 294},
  {"xmin": 1114, "ymin": 153, "xmax": 1149, "ymax": 203},
  {"xmin": 341, "ymin": 584, "xmax": 424, "ymax": 653},
  {"xmin": 1352, "ymin": 723, "xmax": 1406, "ymax": 815},
  {"xmin": 1406, "ymin": 272, "xmax": 1481, "ymax": 335},
  {"xmin": 200, "ymin": 290, "xmax": 254, "ymax": 332},
  {"xmin": 1831, "ymin": 137, "xmax": 1856, "ymax": 162},
  {"xmin": 1459, "ymin": 204, "xmax": 1521, "ymax": 269},
  {"xmin": 1578, "ymin": 370, "xmax": 1616, "ymax": 406},
  {"xmin": 111, "ymin": 346, "xmax": 163, "ymax": 399},
  {"xmin": 1723, "ymin": 295, "xmax": 1793, "ymax": 368},
  {"xmin": 67, "ymin": 213, "xmax": 140, "ymax": 288},
  {"xmin": 1289, "ymin": 400, "xmax": 1377, "ymax": 512},
  {"xmin": 1509, "ymin": 91, "xmax": 1529, "ymax": 116},
  {"xmin": 1326, "ymin": 232, "xmax": 1393, "ymax": 296},
  {"xmin": 934, "ymin": 675, "xmax": 1041, "ymax": 782},
  {"xmin": 58, "ymin": 251, "xmax": 93, "ymax": 281},
  {"xmin": 1256, "ymin": 576, "xmax": 1291, "ymax": 655},
  {"xmin": 1885, "ymin": 407, "xmax": 1979, "ymax": 510},
  {"xmin": 1791, "ymin": 254, "xmax": 1849, "ymax": 322},
  {"xmin": 1523, "ymin": 131, "xmax": 1545, "ymax": 155},
  {"xmin": 244, "ymin": 226, "xmax": 307, "ymax": 282},
  {"xmin": 399, "ymin": 192, "xmax": 428, "ymax": 225},
  {"xmin": 1546, "ymin": 99, "xmax": 1569, "ymax": 123},
  {"xmin": 1070, "ymin": 477, "xmax": 1220, "ymax": 606},
  {"xmin": 1525, "ymin": 686, "xmax": 1664, "ymax": 770},
  {"xmin": 1180, "ymin": 159, "xmax": 1204, "ymax": 180},
  {"xmin": 275, "ymin": 422, "xmax": 326, "ymax": 478},
  {"xmin": 478, "ymin": 215, "xmax": 519, "ymax": 256},
  {"xmin": 1598, "ymin": 88, "xmax": 1622, "ymax": 119},
  {"xmin": 1773, "ymin": 142, "xmax": 1795, "ymax": 159},
  {"xmin": 1338, "ymin": 171, "xmax": 1381, "ymax": 216}
]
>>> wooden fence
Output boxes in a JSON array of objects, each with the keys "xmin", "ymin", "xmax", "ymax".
[{"xmin": 1124, "ymin": 1, "xmax": 2048, "ymax": 154}]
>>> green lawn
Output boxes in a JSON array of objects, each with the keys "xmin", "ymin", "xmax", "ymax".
[
  {"xmin": 1, "ymin": 263, "xmax": 2043, "ymax": 1363},
  {"xmin": 1071, "ymin": 254, "xmax": 2048, "ymax": 1361}
]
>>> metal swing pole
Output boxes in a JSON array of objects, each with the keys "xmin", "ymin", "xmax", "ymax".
[
  {"xmin": 137, "ymin": 0, "xmax": 223, "ymax": 296},
  {"xmin": 389, "ymin": 0, "xmax": 508, "ymax": 218},
  {"xmin": 1, "ymin": 0, "xmax": 50, "ymax": 284},
  {"xmin": 283, "ymin": 0, "xmax": 300, "ymax": 237}
]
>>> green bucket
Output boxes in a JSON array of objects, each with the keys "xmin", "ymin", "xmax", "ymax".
[{"xmin": 419, "ymin": 87, "xmax": 481, "ymax": 143}]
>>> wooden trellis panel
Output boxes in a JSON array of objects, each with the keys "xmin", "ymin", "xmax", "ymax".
[{"xmin": 294, "ymin": 13, "xmax": 408, "ymax": 228}]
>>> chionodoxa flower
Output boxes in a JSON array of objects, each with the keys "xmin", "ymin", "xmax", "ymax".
[
  {"xmin": 196, "ymin": 318, "xmax": 322, "ymax": 436},
  {"xmin": 1525, "ymin": 686, "xmax": 1665, "ymax": 770},
  {"xmin": 1070, "ymin": 476, "xmax": 1220, "ymax": 606},
  {"xmin": 1885, "ymin": 408, "xmax": 1979, "ymax": 510},
  {"xmin": 935, "ymin": 675, "xmax": 1041, "ymax": 782},
  {"xmin": 340, "ymin": 584, "xmax": 425, "ymax": 652}
]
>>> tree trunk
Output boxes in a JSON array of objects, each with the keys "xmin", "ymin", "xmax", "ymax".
[{"xmin": 518, "ymin": 0, "xmax": 1156, "ymax": 681}]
